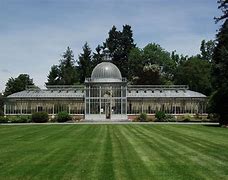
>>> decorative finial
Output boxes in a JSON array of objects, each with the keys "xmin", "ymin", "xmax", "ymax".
[{"xmin": 103, "ymin": 48, "xmax": 111, "ymax": 61}]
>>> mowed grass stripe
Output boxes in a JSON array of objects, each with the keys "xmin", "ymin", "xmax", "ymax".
[
  {"xmin": 120, "ymin": 125, "xmax": 197, "ymax": 179},
  {"xmin": 141, "ymin": 125, "xmax": 228, "ymax": 166},
  {"xmin": 0, "ymin": 124, "xmax": 227, "ymax": 179},
  {"xmin": 134, "ymin": 125, "xmax": 228, "ymax": 179},
  {"xmin": 111, "ymin": 125, "xmax": 153, "ymax": 180},
  {"xmin": 0, "ymin": 125, "xmax": 90, "ymax": 179}
]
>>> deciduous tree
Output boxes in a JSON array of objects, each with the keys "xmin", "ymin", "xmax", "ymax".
[
  {"xmin": 128, "ymin": 43, "xmax": 176, "ymax": 85},
  {"xmin": 174, "ymin": 56, "xmax": 212, "ymax": 96},
  {"xmin": 200, "ymin": 40, "xmax": 215, "ymax": 62}
]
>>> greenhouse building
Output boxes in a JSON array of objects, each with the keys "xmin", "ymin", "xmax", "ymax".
[{"xmin": 4, "ymin": 50, "xmax": 207, "ymax": 121}]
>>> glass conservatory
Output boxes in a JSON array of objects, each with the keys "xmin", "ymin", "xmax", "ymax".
[
  {"xmin": 4, "ymin": 49, "xmax": 207, "ymax": 121},
  {"xmin": 84, "ymin": 61, "xmax": 128, "ymax": 121}
]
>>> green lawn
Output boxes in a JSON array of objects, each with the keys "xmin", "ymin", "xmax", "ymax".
[{"xmin": 0, "ymin": 124, "xmax": 227, "ymax": 180}]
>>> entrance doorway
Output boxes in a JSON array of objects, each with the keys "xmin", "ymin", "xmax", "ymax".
[{"xmin": 105, "ymin": 103, "xmax": 111, "ymax": 119}]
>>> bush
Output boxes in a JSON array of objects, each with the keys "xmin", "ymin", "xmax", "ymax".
[
  {"xmin": 10, "ymin": 116, "xmax": 31, "ymax": 123},
  {"xmin": 138, "ymin": 113, "xmax": 148, "ymax": 122},
  {"xmin": 32, "ymin": 112, "xmax": 48, "ymax": 123},
  {"xmin": 0, "ymin": 116, "xmax": 9, "ymax": 123},
  {"xmin": 155, "ymin": 111, "xmax": 166, "ymax": 121},
  {"xmin": 57, "ymin": 111, "xmax": 71, "ymax": 122}
]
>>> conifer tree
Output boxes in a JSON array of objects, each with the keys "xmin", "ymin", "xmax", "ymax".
[
  {"xmin": 46, "ymin": 47, "xmax": 78, "ymax": 85},
  {"xmin": 211, "ymin": 0, "xmax": 228, "ymax": 125},
  {"xmin": 78, "ymin": 42, "xmax": 92, "ymax": 83},
  {"xmin": 106, "ymin": 25, "xmax": 135, "ymax": 78},
  {"xmin": 4, "ymin": 74, "xmax": 34, "ymax": 96}
]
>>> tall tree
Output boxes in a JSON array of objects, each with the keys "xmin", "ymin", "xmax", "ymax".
[
  {"xmin": 128, "ymin": 43, "xmax": 176, "ymax": 84},
  {"xmin": 0, "ymin": 93, "xmax": 4, "ymax": 116},
  {"xmin": 46, "ymin": 47, "xmax": 78, "ymax": 85},
  {"xmin": 128, "ymin": 47, "xmax": 144, "ymax": 83},
  {"xmin": 211, "ymin": 0, "xmax": 228, "ymax": 125},
  {"xmin": 174, "ymin": 56, "xmax": 212, "ymax": 96},
  {"xmin": 106, "ymin": 25, "xmax": 135, "ymax": 78},
  {"xmin": 78, "ymin": 42, "xmax": 92, "ymax": 83},
  {"xmin": 46, "ymin": 65, "xmax": 60, "ymax": 85},
  {"xmin": 4, "ymin": 74, "xmax": 34, "ymax": 96},
  {"xmin": 59, "ymin": 47, "xmax": 78, "ymax": 85},
  {"xmin": 215, "ymin": 0, "xmax": 228, "ymax": 22},
  {"xmin": 171, "ymin": 50, "xmax": 188, "ymax": 66},
  {"xmin": 200, "ymin": 40, "xmax": 215, "ymax": 62}
]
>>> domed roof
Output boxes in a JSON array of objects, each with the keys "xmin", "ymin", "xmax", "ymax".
[{"xmin": 91, "ymin": 62, "xmax": 122, "ymax": 82}]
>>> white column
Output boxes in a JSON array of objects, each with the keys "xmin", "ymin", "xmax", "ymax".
[
  {"xmin": 121, "ymin": 86, "xmax": 123, "ymax": 114},
  {"xmin": 20, "ymin": 104, "xmax": 22, "ymax": 114},
  {"xmin": 99, "ymin": 86, "xmax": 101, "ymax": 115},
  {"xmin": 110, "ymin": 86, "xmax": 112, "ymax": 118},
  {"xmin": 125, "ymin": 86, "xmax": 127, "ymax": 115},
  {"xmin": 68, "ymin": 104, "xmax": 71, "ymax": 114},
  {"xmin": 88, "ymin": 86, "xmax": 90, "ymax": 114},
  {"xmin": 52, "ymin": 104, "xmax": 55, "ymax": 115},
  {"xmin": 174, "ymin": 100, "xmax": 176, "ymax": 114},
  {"xmin": 4, "ymin": 104, "xmax": 6, "ymax": 116}
]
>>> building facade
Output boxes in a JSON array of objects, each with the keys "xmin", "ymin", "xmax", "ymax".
[{"xmin": 4, "ymin": 51, "xmax": 207, "ymax": 121}]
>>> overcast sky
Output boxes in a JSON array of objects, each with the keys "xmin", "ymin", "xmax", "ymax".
[{"xmin": 0, "ymin": 0, "xmax": 220, "ymax": 92}]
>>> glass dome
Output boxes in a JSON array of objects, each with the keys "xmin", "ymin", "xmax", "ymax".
[{"xmin": 91, "ymin": 62, "xmax": 122, "ymax": 82}]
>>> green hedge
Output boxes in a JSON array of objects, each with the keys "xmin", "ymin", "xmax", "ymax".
[
  {"xmin": 10, "ymin": 116, "xmax": 32, "ymax": 123},
  {"xmin": 155, "ymin": 111, "xmax": 166, "ymax": 121},
  {"xmin": 32, "ymin": 112, "xmax": 49, "ymax": 123},
  {"xmin": 139, "ymin": 113, "xmax": 148, "ymax": 122},
  {"xmin": 0, "ymin": 116, "xmax": 9, "ymax": 123},
  {"xmin": 57, "ymin": 111, "xmax": 71, "ymax": 122}
]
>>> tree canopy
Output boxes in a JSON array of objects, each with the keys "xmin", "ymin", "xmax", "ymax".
[
  {"xmin": 210, "ymin": 0, "xmax": 228, "ymax": 125},
  {"xmin": 128, "ymin": 43, "xmax": 176, "ymax": 85},
  {"xmin": 78, "ymin": 42, "xmax": 93, "ymax": 83},
  {"xmin": 106, "ymin": 25, "xmax": 136, "ymax": 78},
  {"xmin": 200, "ymin": 40, "xmax": 215, "ymax": 62},
  {"xmin": 0, "ymin": 93, "xmax": 4, "ymax": 116},
  {"xmin": 46, "ymin": 47, "xmax": 79, "ymax": 85},
  {"xmin": 174, "ymin": 56, "xmax": 212, "ymax": 96},
  {"xmin": 4, "ymin": 74, "xmax": 34, "ymax": 96}
]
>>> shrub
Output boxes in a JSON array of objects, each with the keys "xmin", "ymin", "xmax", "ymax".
[
  {"xmin": 57, "ymin": 111, "xmax": 71, "ymax": 122},
  {"xmin": 139, "ymin": 113, "xmax": 148, "ymax": 122},
  {"xmin": 8, "ymin": 116, "xmax": 18, "ymax": 123},
  {"xmin": 10, "ymin": 116, "xmax": 31, "ymax": 123},
  {"xmin": 32, "ymin": 112, "xmax": 48, "ymax": 123},
  {"xmin": 0, "ymin": 116, "xmax": 9, "ymax": 123},
  {"xmin": 155, "ymin": 111, "xmax": 166, "ymax": 121}
]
